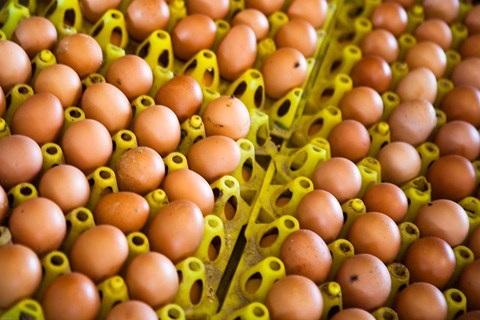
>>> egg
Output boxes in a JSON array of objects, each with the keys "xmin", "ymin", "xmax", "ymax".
[
  {"xmin": 464, "ymin": 4, "xmax": 480, "ymax": 35},
  {"xmin": 0, "ymin": 244, "xmax": 42, "ymax": 309},
  {"xmin": 231, "ymin": 9, "xmax": 269, "ymax": 41},
  {"xmin": 116, "ymin": 146, "xmax": 165, "ymax": 195},
  {"xmin": 328, "ymin": 119, "xmax": 371, "ymax": 163},
  {"xmin": 0, "ymin": 185, "xmax": 7, "ymax": 224},
  {"xmin": 275, "ymin": 19, "xmax": 318, "ymax": 58},
  {"xmin": 440, "ymin": 85, "xmax": 480, "ymax": 128},
  {"xmin": 261, "ymin": 47, "xmax": 308, "ymax": 99},
  {"xmin": 245, "ymin": 0, "xmax": 284, "ymax": 15},
  {"xmin": 287, "ymin": 0, "xmax": 329, "ymax": 29},
  {"xmin": 459, "ymin": 34, "xmax": 480, "ymax": 59},
  {"xmin": 422, "ymin": 0, "xmax": 459, "ymax": 24},
  {"xmin": 106, "ymin": 55, "xmax": 153, "ymax": 100},
  {"xmin": 468, "ymin": 226, "xmax": 480, "ymax": 259},
  {"xmin": 105, "ymin": 300, "xmax": 158, "ymax": 320},
  {"xmin": 0, "ymin": 40, "xmax": 32, "ymax": 93},
  {"xmin": 42, "ymin": 272, "xmax": 101, "ymax": 320},
  {"xmin": 125, "ymin": 0, "xmax": 170, "ymax": 41},
  {"xmin": 385, "ymin": 0, "xmax": 415, "ymax": 8},
  {"xmin": 125, "ymin": 252, "xmax": 179, "ymax": 308},
  {"xmin": 362, "ymin": 183, "xmax": 408, "ymax": 223},
  {"xmin": 79, "ymin": 0, "xmax": 121, "ymax": 22},
  {"xmin": 377, "ymin": 142, "xmax": 421, "ymax": 186},
  {"xmin": 451, "ymin": 58, "xmax": 480, "ymax": 90},
  {"xmin": 186, "ymin": 135, "xmax": 241, "ymax": 183},
  {"xmin": 403, "ymin": 236, "xmax": 455, "ymax": 289},
  {"xmin": 12, "ymin": 16, "xmax": 57, "ymax": 58},
  {"xmin": 458, "ymin": 311, "xmax": 480, "ymax": 320},
  {"xmin": 148, "ymin": 199, "xmax": 204, "ymax": 263},
  {"xmin": 414, "ymin": 19, "xmax": 452, "ymax": 51},
  {"xmin": 0, "ymin": 134, "xmax": 43, "ymax": 190},
  {"xmin": 370, "ymin": 2, "xmax": 408, "ymax": 37},
  {"xmin": 405, "ymin": 41, "xmax": 447, "ymax": 79},
  {"xmin": 0, "ymin": 86, "xmax": 5, "ymax": 117},
  {"xmin": 350, "ymin": 56, "xmax": 392, "ymax": 94},
  {"xmin": 265, "ymin": 275, "xmax": 323, "ymax": 320},
  {"xmin": 70, "ymin": 225, "xmax": 129, "ymax": 283},
  {"xmin": 434, "ymin": 120, "xmax": 480, "ymax": 161},
  {"xmin": 338, "ymin": 86, "xmax": 383, "ymax": 127},
  {"xmin": 330, "ymin": 308, "xmax": 375, "ymax": 320},
  {"xmin": 186, "ymin": 0, "xmax": 229, "ymax": 20},
  {"xmin": 39, "ymin": 164, "xmax": 90, "ymax": 213},
  {"xmin": 359, "ymin": 29, "xmax": 399, "ymax": 64},
  {"xmin": 394, "ymin": 282, "xmax": 448, "ymax": 320},
  {"xmin": 395, "ymin": 68, "xmax": 438, "ymax": 103},
  {"xmin": 457, "ymin": 259, "xmax": 480, "ymax": 311},
  {"xmin": 335, "ymin": 253, "xmax": 391, "ymax": 310}
]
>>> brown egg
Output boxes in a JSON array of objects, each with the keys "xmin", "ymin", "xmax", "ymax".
[
  {"xmin": 351, "ymin": 56, "xmax": 392, "ymax": 94},
  {"xmin": 377, "ymin": 142, "xmax": 421, "ymax": 185},
  {"xmin": 331, "ymin": 308, "xmax": 375, "ymax": 320},
  {"xmin": 232, "ymin": 9, "xmax": 269, "ymax": 41},
  {"xmin": 362, "ymin": 183, "xmax": 408, "ymax": 223},
  {"xmin": 11, "ymin": 92, "xmax": 64, "ymax": 145},
  {"xmin": 459, "ymin": 35, "xmax": 480, "ymax": 59},
  {"xmin": 0, "ymin": 134, "xmax": 43, "ymax": 190},
  {"xmin": 388, "ymin": 99, "xmax": 437, "ymax": 146},
  {"xmin": 0, "ymin": 244, "xmax": 42, "ymax": 309},
  {"xmin": 457, "ymin": 311, "xmax": 480, "ymax": 320},
  {"xmin": 187, "ymin": 135, "xmax": 241, "ymax": 183},
  {"xmin": 155, "ymin": 75, "xmax": 203, "ymax": 123},
  {"xmin": 203, "ymin": 95, "xmax": 250, "ymax": 140},
  {"xmin": 395, "ymin": 68, "xmax": 438, "ymax": 103},
  {"xmin": 469, "ymin": 226, "xmax": 480, "ymax": 259},
  {"xmin": 55, "ymin": 33, "xmax": 103, "ymax": 79},
  {"xmin": 106, "ymin": 55, "xmax": 153, "ymax": 100},
  {"xmin": 186, "ymin": 0, "xmax": 229, "ymax": 20},
  {"xmin": 426, "ymin": 155, "xmax": 476, "ymax": 201},
  {"xmin": 451, "ymin": 58, "xmax": 480, "ymax": 90},
  {"xmin": 385, "ymin": 0, "xmax": 415, "ymax": 9},
  {"xmin": 0, "ymin": 40, "xmax": 32, "ymax": 93},
  {"xmin": 9, "ymin": 197, "xmax": 66, "ymax": 256},
  {"xmin": 458, "ymin": 259, "xmax": 480, "ymax": 311},
  {"xmin": 275, "ymin": 19, "xmax": 318, "ymax": 58},
  {"xmin": 39, "ymin": 164, "xmax": 90, "ymax": 213},
  {"xmin": 328, "ymin": 119, "xmax": 371, "ymax": 163},
  {"xmin": 338, "ymin": 86, "xmax": 383, "ymax": 127},
  {"xmin": 370, "ymin": 2, "xmax": 408, "ymax": 37},
  {"xmin": 12, "ymin": 16, "xmax": 57, "ymax": 58},
  {"xmin": 296, "ymin": 190, "xmax": 344, "ymax": 243},
  {"xmin": 465, "ymin": 5, "xmax": 480, "ymax": 35},
  {"xmin": 171, "ymin": 14, "xmax": 216, "ymax": 61},
  {"xmin": 405, "ymin": 41, "xmax": 447, "ymax": 79},
  {"xmin": 440, "ymin": 85, "xmax": 480, "ymax": 128},
  {"xmin": 280, "ymin": 229, "xmax": 332, "ymax": 284},
  {"xmin": 33, "ymin": 64, "xmax": 82, "ymax": 108},
  {"xmin": 163, "ymin": 168, "xmax": 214, "ymax": 216},
  {"xmin": 404, "ymin": 236, "xmax": 455, "ymax": 288},
  {"xmin": 434, "ymin": 120, "xmax": 480, "ymax": 161},
  {"xmin": 42, "ymin": 272, "xmax": 101, "ymax": 320},
  {"xmin": 0, "ymin": 185, "xmax": 7, "ymax": 224},
  {"xmin": 125, "ymin": 0, "xmax": 170, "ymax": 41},
  {"xmin": 62, "ymin": 119, "xmax": 113, "ymax": 175},
  {"xmin": 422, "ymin": 0, "xmax": 459, "ymax": 24},
  {"xmin": 245, "ymin": 0, "xmax": 284, "ymax": 15},
  {"xmin": 133, "ymin": 105, "xmax": 181, "ymax": 157},
  {"xmin": 70, "ymin": 225, "xmax": 129, "ymax": 283},
  {"xmin": 261, "ymin": 47, "xmax": 308, "ymax": 99},
  {"xmin": 148, "ymin": 199, "xmax": 204, "ymax": 263},
  {"xmin": 80, "ymin": 0, "xmax": 121, "ymax": 22},
  {"xmin": 336, "ymin": 254, "xmax": 391, "ymax": 310},
  {"xmin": 125, "ymin": 252, "xmax": 179, "ymax": 308},
  {"xmin": 116, "ymin": 146, "xmax": 165, "ymax": 195},
  {"xmin": 395, "ymin": 282, "xmax": 448, "ymax": 320},
  {"xmin": 265, "ymin": 275, "xmax": 323, "ymax": 320},
  {"xmin": 360, "ymin": 29, "xmax": 399, "ymax": 64},
  {"xmin": 312, "ymin": 157, "xmax": 362, "ymax": 204},
  {"xmin": 287, "ymin": 0, "xmax": 329, "ymax": 29},
  {"xmin": 414, "ymin": 19, "xmax": 452, "ymax": 51},
  {"xmin": 0, "ymin": 86, "xmax": 5, "ymax": 117},
  {"xmin": 105, "ymin": 300, "xmax": 158, "ymax": 320}
]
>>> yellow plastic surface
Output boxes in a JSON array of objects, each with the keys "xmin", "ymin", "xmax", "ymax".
[
  {"xmin": 371, "ymin": 307, "xmax": 399, "ymax": 320},
  {"xmin": 458, "ymin": 196, "xmax": 480, "ymax": 241},
  {"xmin": 339, "ymin": 198, "xmax": 366, "ymax": 239},
  {"xmin": 62, "ymin": 106, "xmax": 85, "ymax": 133},
  {"xmin": 89, "ymin": 9, "xmax": 128, "ymax": 51},
  {"xmin": 385, "ymin": 263, "xmax": 409, "ymax": 307},
  {"xmin": 0, "ymin": 1, "xmax": 30, "ymax": 39},
  {"xmin": 401, "ymin": 176, "xmax": 431, "ymax": 222},
  {"xmin": 61, "ymin": 207, "xmax": 95, "ymax": 254},
  {"xmin": 3, "ymin": 84, "xmax": 34, "ymax": 126},
  {"xmin": 156, "ymin": 304, "xmax": 186, "ymax": 320},
  {"xmin": 181, "ymin": 49, "xmax": 220, "ymax": 91},
  {"xmin": 31, "ymin": 50, "xmax": 57, "ymax": 83},
  {"xmin": 396, "ymin": 222, "xmax": 420, "ymax": 263},
  {"xmin": 224, "ymin": 69, "xmax": 265, "ymax": 111},
  {"xmin": 42, "ymin": 0, "xmax": 83, "ymax": 34},
  {"xmin": 226, "ymin": 302, "xmax": 269, "ymax": 320},
  {"xmin": 327, "ymin": 238, "xmax": 355, "ymax": 281},
  {"xmin": 125, "ymin": 231, "xmax": 150, "ymax": 267},
  {"xmin": 177, "ymin": 115, "xmax": 205, "ymax": 155},
  {"xmin": 255, "ymin": 215, "xmax": 299, "ymax": 258},
  {"xmin": 6, "ymin": 182, "xmax": 37, "ymax": 208},
  {"xmin": 319, "ymin": 281, "xmax": 342, "ymax": 320},
  {"xmin": 444, "ymin": 288, "xmax": 467, "ymax": 320},
  {"xmin": 109, "ymin": 129, "xmax": 137, "ymax": 171},
  {"xmin": 0, "ymin": 118, "xmax": 10, "ymax": 139},
  {"xmin": 0, "ymin": 226, "xmax": 12, "ymax": 247},
  {"xmin": 35, "ymin": 251, "xmax": 70, "ymax": 301},
  {"xmin": 416, "ymin": 142, "xmax": 439, "ymax": 178},
  {"xmin": 99, "ymin": 43, "xmax": 126, "ymax": 76},
  {"xmin": 144, "ymin": 189, "xmax": 168, "ymax": 226},
  {"xmin": 85, "ymin": 166, "xmax": 118, "ymax": 210},
  {"xmin": 357, "ymin": 157, "xmax": 381, "ymax": 198},
  {"xmin": 41, "ymin": 142, "xmax": 65, "ymax": 173},
  {"xmin": 446, "ymin": 245, "xmax": 474, "ymax": 289},
  {"xmin": 0, "ymin": 299, "xmax": 44, "ymax": 320},
  {"xmin": 97, "ymin": 276, "xmax": 129, "ymax": 320}
]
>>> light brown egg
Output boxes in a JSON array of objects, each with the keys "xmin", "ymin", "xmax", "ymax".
[
  {"xmin": 155, "ymin": 75, "xmax": 203, "ymax": 122},
  {"xmin": 296, "ymin": 190, "xmax": 344, "ymax": 243},
  {"xmin": 187, "ymin": 135, "xmax": 241, "ymax": 183},
  {"xmin": 0, "ymin": 134, "xmax": 43, "ymax": 190},
  {"xmin": 70, "ymin": 225, "xmax": 129, "ymax": 283},
  {"xmin": 465, "ymin": 5, "xmax": 480, "ymax": 35},
  {"xmin": 245, "ymin": 0, "xmax": 284, "ymax": 15},
  {"xmin": 451, "ymin": 58, "xmax": 480, "ymax": 90},
  {"xmin": 394, "ymin": 282, "xmax": 448, "ymax": 320},
  {"xmin": 55, "ymin": 33, "xmax": 103, "ymax": 79},
  {"xmin": 0, "ymin": 244, "xmax": 42, "ymax": 309},
  {"xmin": 377, "ymin": 142, "xmax": 421, "ymax": 186},
  {"xmin": 186, "ymin": 0, "xmax": 229, "ymax": 20},
  {"xmin": 275, "ymin": 19, "xmax": 318, "ymax": 58},
  {"xmin": 395, "ymin": 67, "xmax": 438, "ymax": 103},
  {"xmin": 0, "ymin": 86, "xmax": 5, "ymax": 117},
  {"xmin": 311, "ymin": 157, "xmax": 362, "ymax": 204},
  {"xmin": 171, "ymin": 14, "xmax": 216, "ymax": 61},
  {"xmin": 405, "ymin": 41, "xmax": 447, "ymax": 79},
  {"xmin": 338, "ymin": 86, "xmax": 383, "ymax": 127},
  {"xmin": 261, "ymin": 47, "xmax": 308, "ymax": 99},
  {"xmin": 148, "ymin": 199, "xmax": 204, "ymax": 263},
  {"xmin": 0, "ymin": 185, "xmax": 7, "ymax": 224},
  {"xmin": 116, "ymin": 146, "xmax": 165, "ymax": 195},
  {"xmin": 231, "ymin": 9, "xmax": 269, "ymax": 41},
  {"xmin": 468, "ymin": 226, "xmax": 480, "ymax": 259},
  {"xmin": 360, "ymin": 29, "xmax": 399, "ymax": 63},
  {"xmin": 61, "ymin": 119, "xmax": 113, "ymax": 175},
  {"xmin": 422, "ymin": 0, "xmax": 459, "ymax": 24},
  {"xmin": 203, "ymin": 95, "xmax": 251, "ymax": 140},
  {"xmin": 385, "ymin": 0, "xmax": 415, "ymax": 9},
  {"xmin": 125, "ymin": 252, "xmax": 179, "ymax": 308},
  {"xmin": 362, "ymin": 183, "xmax": 408, "ymax": 223},
  {"xmin": 287, "ymin": 0, "xmax": 329, "ymax": 29},
  {"xmin": 79, "ymin": 0, "xmax": 121, "ymax": 22},
  {"xmin": 265, "ymin": 275, "xmax": 323, "ymax": 320},
  {"xmin": 39, "ymin": 164, "xmax": 90, "ymax": 213},
  {"xmin": 0, "ymin": 40, "xmax": 32, "ymax": 93},
  {"xmin": 125, "ymin": 0, "xmax": 170, "ymax": 41},
  {"xmin": 440, "ymin": 85, "xmax": 480, "ymax": 128},
  {"xmin": 414, "ymin": 19, "xmax": 452, "ymax": 51},
  {"xmin": 133, "ymin": 105, "xmax": 181, "ymax": 157},
  {"xmin": 457, "ymin": 311, "xmax": 480, "ymax": 320},
  {"xmin": 331, "ymin": 308, "xmax": 375, "ymax": 320},
  {"xmin": 434, "ymin": 120, "xmax": 480, "ymax": 161},
  {"xmin": 370, "ymin": 2, "xmax": 408, "ymax": 37},
  {"xmin": 457, "ymin": 259, "xmax": 480, "ymax": 311},
  {"xmin": 335, "ymin": 254, "xmax": 391, "ymax": 310},
  {"xmin": 42, "ymin": 272, "xmax": 101, "ymax": 320},
  {"xmin": 328, "ymin": 119, "xmax": 371, "ymax": 163},
  {"xmin": 459, "ymin": 34, "xmax": 480, "ymax": 59},
  {"xmin": 426, "ymin": 155, "xmax": 476, "ymax": 201},
  {"xmin": 388, "ymin": 99, "xmax": 437, "ymax": 146},
  {"xmin": 350, "ymin": 56, "xmax": 392, "ymax": 94},
  {"xmin": 105, "ymin": 300, "xmax": 158, "ymax": 320},
  {"xmin": 12, "ymin": 16, "xmax": 57, "ymax": 58},
  {"xmin": 106, "ymin": 55, "xmax": 153, "ymax": 100}
]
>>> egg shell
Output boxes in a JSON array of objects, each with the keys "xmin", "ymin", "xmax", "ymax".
[
  {"xmin": 394, "ymin": 282, "xmax": 448, "ymax": 320},
  {"xmin": 370, "ymin": 2, "xmax": 408, "ymax": 36},
  {"xmin": 328, "ymin": 119, "xmax": 371, "ymax": 163},
  {"xmin": 186, "ymin": 0, "xmax": 230, "ymax": 20},
  {"xmin": 106, "ymin": 55, "xmax": 153, "ymax": 100},
  {"xmin": 451, "ymin": 58, "xmax": 480, "ymax": 90},
  {"xmin": 350, "ymin": 56, "xmax": 392, "ymax": 93},
  {"xmin": 245, "ymin": 0, "xmax": 284, "ymax": 15},
  {"xmin": 359, "ymin": 29, "xmax": 399, "ymax": 63},
  {"xmin": 338, "ymin": 86, "xmax": 383, "ymax": 127},
  {"xmin": 362, "ymin": 183, "xmax": 408, "ymax": 223},
  {"xmin": 125, "ymin": 0, "xmax": 170, "ymax": 41},
  {"xmin": 0, "ymin": 40, "xmax": 32, "ymax": 93},
  {"xmin": 275, "ymin": 19, "xmax": 318, "ymax": 58},
  {"xmin": 422, "ymin": 0, "xmax": 459, "ymax": 24},
  {"xmin": 465, "ymin": 5, "xmax": 480, "ymax": 35},
  {"xmin": 12, "ymin": 16, "xmax": 57, "ymax": 58},
  {"xmin": 0, "ymin": 86, "xmax": 5, "ymax": 117},
  {"xmin": 287, "ymin": 0, "xmax": 329, "ymax": 29},
  {"xmin": 79, "ymin": 0, "xmax": 121, "ymax": 22},
  {"xmin": 434, "ymin": 120, "xmax": 480, "ymax": 161},
  {"xmin": 457, "ymin": 259, "xmax": 480, "ymax": 311},
  {"xmin": 468, "ymin": 226, "xmax": 480, "ymax": 259},
  {"xmin": 105, "ymin": 300, "xmax": 158, "ymax": 320},
  {"xmin": 231, "ymin": 9, "xmax": 269, "ymax": 41},
  {"xmin": 414, "ymin": 19, "xmax": 452, "ymax": 51},
  {"xmin": 377, "ymin": 141, "xmax": 421, "ymax": 186},
  {"xmin": 405, "ymin": 41, "xmax": 447, "ymax": 79},
  {"xmin": 0, "ymin": 185, "xmax": 7, "ymax": 224},
  {"xmin": 457, "ymin": 311, "xmax": 480, "ymax": 320},
  {"xmin": 331, "ymin": 308, "xmax": 375, "ymax": 320},
  {"xmin": 395, "ymin": 67, "xmax": 438, "ymax": 103},
  {"xmin": 440, "ymin": 85, "xmax": 480, "ymax": 128},
  {"xmin": 459, "ymin": 34, "xmax": 480, "ymax": 59}
]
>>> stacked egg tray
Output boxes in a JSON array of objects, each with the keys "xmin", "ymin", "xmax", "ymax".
[{"xmin": 0, "ymin": 0, "xmax": 479, "ymax": 319}]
